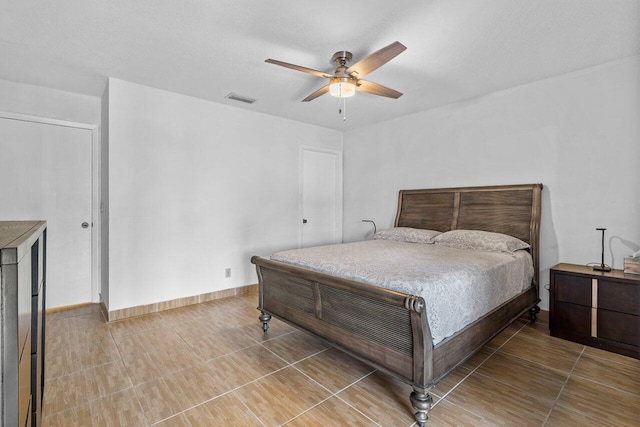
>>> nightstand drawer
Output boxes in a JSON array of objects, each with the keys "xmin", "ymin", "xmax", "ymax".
[
  {"xmin": 599, "ymin": 309, "xmax": 640, "ymax": 346},
  {"xmin": 553, "ymin": 301, "xmax": 591, "ymax": 336},
  {"xmin": 598, "ymin": 280, "xmax": 640, "ymax": 315},
  {"xmin": 554, "ymin": 274, "xmax": 591, "ymax": 306}
]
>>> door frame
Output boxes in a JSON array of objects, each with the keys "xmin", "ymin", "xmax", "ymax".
[
  {"xmin": 299, "ymin": 145, "xmax": 343, "ymax": 248},
  {"xmin": 0, "ymin": 111, "xmax": 101, "ymax": 303}
]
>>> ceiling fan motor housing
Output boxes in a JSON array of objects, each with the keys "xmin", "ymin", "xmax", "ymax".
[{"xmin": 331, "ymin": 51, "xmax": 353, "ymax": 66}]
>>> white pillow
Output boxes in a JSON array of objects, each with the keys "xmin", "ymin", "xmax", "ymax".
[
  {"xmin": 374, "ymin": 227, "xmax": 441, "ymax": 244},
  {"xmin": 433, "ymin": 229, "xmax": 529, "ymax": 252}
]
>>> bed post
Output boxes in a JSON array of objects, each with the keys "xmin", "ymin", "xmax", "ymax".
[
  {"xmin": 253, "ymin": 259, "xmax": 272, "ymax": 332},
  {"xmin": 410, "ymin": 387, "xmax": 433, "ymax": 427},
  {"xmin": 259, "ymin": 311, "xmax": 271, "ymax": 332},
  {"xmin": 409, "ymin": 296, "xmax": 433, "ymax": 425},
  {"xmin": 529, "ymin": 305, "xmax": 541, "ymax": 322},
  {"xmin": 529, "ymin": 184, "xmax": 543, "ymax": 323}
]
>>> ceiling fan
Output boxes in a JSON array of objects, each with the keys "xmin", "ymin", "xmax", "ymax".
[{"xmin": 266, "ymin": 41, "xmax": 407, "ymax": 102}]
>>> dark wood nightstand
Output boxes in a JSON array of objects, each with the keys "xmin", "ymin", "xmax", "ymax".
[{"xmin": 550, "ymin": 263, "xmax": 639, "ymax": 359}]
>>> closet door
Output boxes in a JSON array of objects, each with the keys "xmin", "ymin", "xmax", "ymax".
[
  {"xmin": 300, "ymin": 147, "xmax": 342, "ymax": 248},
  {"xmin": 0, "ymin": 117, "xmax": 92, "ymax": 307}
]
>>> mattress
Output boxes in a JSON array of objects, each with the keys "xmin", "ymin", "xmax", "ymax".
[{"xmin": 271, "ymin": 239, "xmax": 534, "ymax": 345}]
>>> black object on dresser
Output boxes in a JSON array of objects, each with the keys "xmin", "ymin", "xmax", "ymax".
[{"xmin": 550, "ymin": 263, "xmax": 639, "ymax": 359}]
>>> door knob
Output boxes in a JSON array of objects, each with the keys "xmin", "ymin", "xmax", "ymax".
[
  {"xmin": 302, "ymin": 218, "xmax": 308, "ymax": 224},
  {"xmin": 81, "ymin": 222, "xmax": 89, "ymax": 229}
]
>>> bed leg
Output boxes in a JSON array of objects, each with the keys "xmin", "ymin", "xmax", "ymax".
[
  {"xmin": 410, "ymin": 386, "xmax": 432, "ymax": 426},
  {"xmin": 529, "ymin": 305, "xmax": 541, "ymax": 323},
  {"xmin": 259, "ymin": 311, "xmax": 271, "ymax": 333}
]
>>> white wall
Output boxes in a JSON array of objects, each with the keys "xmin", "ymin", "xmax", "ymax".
[
  {"xmin": 100, "ymin": 82, "xmax": 110, "ymax": 309},
  {"xmin": 108, "ymin": 79, "xmax": 342, "ymax": 311},
  {"xmin": 343, "ymin": 56, "xmax": 640, "ymax": 310},
  {"xmin": 0, "ymin": 79, "xmax": 100, "ymax": 125}
]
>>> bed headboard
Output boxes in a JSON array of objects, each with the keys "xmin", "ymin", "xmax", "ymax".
[{"xmin": 394, "ymin": 183, "xmax": 543, "ymax": 287}]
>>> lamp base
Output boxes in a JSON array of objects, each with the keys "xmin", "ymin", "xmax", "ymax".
[{"xmin": 593, "ymin": 264, "xmax": 612, "ymax": 272}]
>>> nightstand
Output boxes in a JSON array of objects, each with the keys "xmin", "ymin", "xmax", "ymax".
[{"xmin": 550, "ymin": 263, "xmax": 639, "ymax": 359}]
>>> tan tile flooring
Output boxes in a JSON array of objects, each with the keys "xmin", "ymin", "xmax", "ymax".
[{"xmin": 42, "ymin": 294, "xmax": 640, "ymax": 426}]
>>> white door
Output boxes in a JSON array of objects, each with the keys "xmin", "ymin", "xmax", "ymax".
[
  {"xmin": 301, "ymin": 148, "xmax": 342, "ymax": 247},
  {"xmin": 0, "ymin": 117, "xmax": 93, "ymax": 308}
]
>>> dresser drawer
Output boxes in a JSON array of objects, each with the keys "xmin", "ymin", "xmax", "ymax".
[
  {"xmin": 598, "ymin": 279, "xmax": 640, "ymax": 315},
  {"xmin": 553, "ymin": 273, "xmax": 591, "ymax": 306},
  {"xmin": 19, "ymin": 340, "xmax": 31, "ymax": 427}
]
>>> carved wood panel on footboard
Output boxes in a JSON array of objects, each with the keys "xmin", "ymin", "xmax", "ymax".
[{"xmin": 253, "ymin": 257, "xmax": 429, "ymax": 384}]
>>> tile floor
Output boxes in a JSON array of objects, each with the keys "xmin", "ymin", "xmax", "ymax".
[{"xmin": 42, "ymin": 294, "xmax": 640, "ymax": 426}]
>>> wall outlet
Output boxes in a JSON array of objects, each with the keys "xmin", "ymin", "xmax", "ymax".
[{"xmin": 224, "ymin": 268, "xmax": 231, "ymax": 279}]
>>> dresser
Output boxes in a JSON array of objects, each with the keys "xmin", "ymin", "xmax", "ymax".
[
  {"xmin": 550, "ymin": 263, "xmax": 639, "ymax": 359},
  {"xmin": 1, "ymin": 221, "xmax": 47, "ymax": 427}
]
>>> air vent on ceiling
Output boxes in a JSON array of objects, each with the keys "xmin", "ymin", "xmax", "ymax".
[{"xmin": 225, "ymin": 93, "xmax": 256, "ymax": 104}]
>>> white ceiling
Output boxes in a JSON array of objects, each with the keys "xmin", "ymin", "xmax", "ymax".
[{"xmin": 1, "ymin": 0, "xmax": 638, "ymax": 131}]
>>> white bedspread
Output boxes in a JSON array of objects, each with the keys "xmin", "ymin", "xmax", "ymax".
[{"xmin": 271, "ymin": 240, "xmax": 533, "ymax": 345}]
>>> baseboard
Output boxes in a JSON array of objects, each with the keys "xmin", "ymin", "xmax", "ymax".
[
  {"xmin": 46, "ymin": 302, "xmax": 94, "ymax": 314},
  {"xmin": 100, "ymin": 300, "xmax": 109, "ymax": 320},
  {"xmin": 106, "ymin": 284, "xmax": 258, "ymax": 322}
]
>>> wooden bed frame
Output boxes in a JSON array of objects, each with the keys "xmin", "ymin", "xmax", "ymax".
[{"xmin": 251, "ymin": 183, "xmax": 543, "ymax": 425}]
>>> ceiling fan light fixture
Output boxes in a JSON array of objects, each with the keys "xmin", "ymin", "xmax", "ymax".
[{"xmin": 329, "ymin": 77, "xmax": 356, "ymax": 98}]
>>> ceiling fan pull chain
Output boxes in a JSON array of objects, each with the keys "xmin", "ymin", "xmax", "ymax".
[
  {"xmin": 343, "ymin": 98, "xmax": 347, "ymax": 122},
  {"xmin": 338, "ymin": 98, "xmax": 347, "ymax": 122}
]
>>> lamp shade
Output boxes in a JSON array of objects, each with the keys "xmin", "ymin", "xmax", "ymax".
[{"xmin": 329, "ymin": 77, "xmax": 356, "ymax": 98}]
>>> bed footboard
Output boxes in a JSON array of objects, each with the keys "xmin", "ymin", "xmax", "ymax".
[{"xmin": 251, "ymin": 255, "xmax": 434, "ymax": 425}]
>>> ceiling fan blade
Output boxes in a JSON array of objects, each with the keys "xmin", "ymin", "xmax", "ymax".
[
  {"xmin": 265, "ymin": 59, "xmax": 333, "ymax": 78},
  {"xmin": 302, "ymin": 85, "xmax": 330, "ymax": 102},
  {"xmin": 356, "ymin": 80, "xmax": 403, "ymax": 99},
  {"xmin": 346, "ymin": 41, "xmax": 406, "ymax": 78}
]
